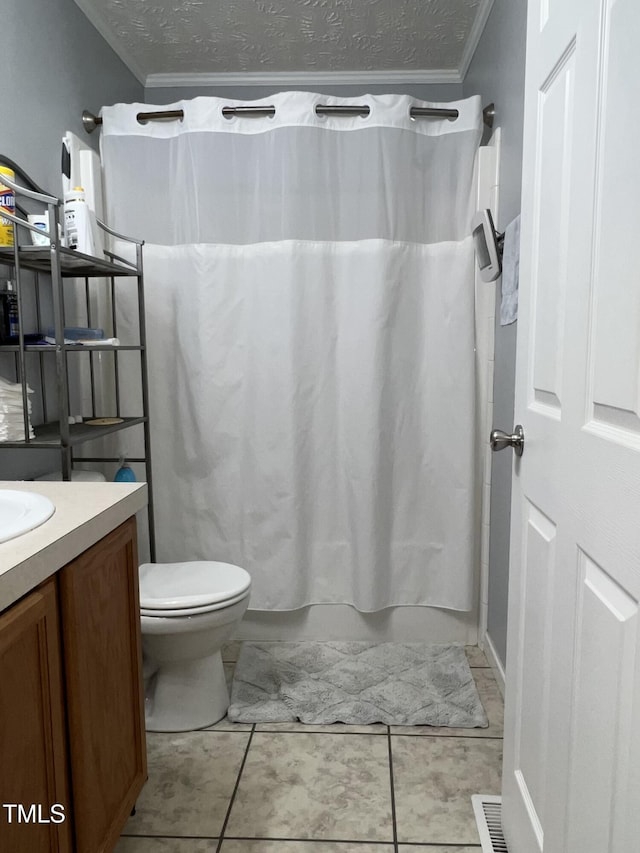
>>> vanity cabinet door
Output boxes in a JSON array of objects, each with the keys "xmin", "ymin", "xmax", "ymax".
[
  {"xmin": 59, "ymin": 517, "xmax": 147, "ymax": 853},
  {"xmin": 0, "ymin": 580, "xmax": 72, "ymax": 853}
]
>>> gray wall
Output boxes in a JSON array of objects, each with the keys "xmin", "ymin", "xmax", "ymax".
[
  {"xmin": 464, "ymin": 0, "xmax": 528, "ymax": 667},
  {"xmin": 1, "ymin": 0, "xmax": 143, "ymax": 480},
  {"xmin": 4, "ymin": 0, "xmax": 143, "ymax": 191},
  {"xmin": 145, "ymin": 83, "xmax": 464, "ymax": 105}
]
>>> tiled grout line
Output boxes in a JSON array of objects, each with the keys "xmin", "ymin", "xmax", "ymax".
[
  {"xmin": 201, "ymin": 729, "xmax": 503, "ymax": 739},
  {"xmin": 397, "ymin": 844, "xmax": 481, "ymax": 848},
  {"xmin": 121, "ymin": 834, "xmax": 216, "ymax": 840},
  {"xmin": 120, "ymin": 834, "xmax": 481, "ymax": 847},
  {"xmin": 204, "ymin": 728, "xmax": 387, "ymax": 736},
  {"xmin": 387, "ymin": 725, "xmax": 400, "ymax": 853},
  {"xmin": 224, "ymin": 838, "xmax": 395, "ymax": 845},
  {"xmin": 391, "ymin": 733, "xmax": 503, "ymax": 740},
  {"xmin": 224, "ymin": 663, "xmax": 491, "ymax": 670},
  {"xmin": 214, "ymin": 724, "xmax": 256, "ymax": 853}
]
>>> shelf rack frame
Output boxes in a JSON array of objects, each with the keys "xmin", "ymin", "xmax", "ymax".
[{"xmin": 0, "ymin": 158, "xmax": 156, "ymax": 559}]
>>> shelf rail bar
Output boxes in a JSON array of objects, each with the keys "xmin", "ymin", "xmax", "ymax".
[
  {"xmin": 97, "ymin": 218, "xmax": 144, "ymax": 246},
  {"xmin": 136, "ymin": 241, "xmax": 157, "ymax": 561},
  {"xmin": 34, "ymin": 272, "xmax": 48, "ymax": 425},
  {"xmin": 74, "ymin": 457, "xmax": 147, "ymax": 464},
  {"xmin": 111, "ymin": 276, "xmax": 121, "ymax": 418},
  {"xmin": 10, "ymin": 206, "xmax": 30, "ymax": 442},
  {"xmin": 84, "ymin": 277, "xmax": 97, "ymax": 418}
]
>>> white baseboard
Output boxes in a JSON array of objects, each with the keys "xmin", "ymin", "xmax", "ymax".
[{"xmin": 481, "ymin": 630, "xmax": 506, "ymax": 698}]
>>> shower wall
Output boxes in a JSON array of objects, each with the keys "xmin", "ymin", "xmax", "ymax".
[
  {"xmin": 464, "ymin": 0, "xmax": 528, "ymax": 672},
  {"xmin": 231, "ymin": 140, "xmax": 499, "ymax": 644},
  {"xmin": 140, "ymin": 80, "xmax": 490, "ymax": 642},
  {"xmin": 4, "ymin": 0, "xmax": 142, "ymax": 196}
]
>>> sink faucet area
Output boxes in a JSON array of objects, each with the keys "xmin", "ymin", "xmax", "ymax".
[{"xmin": 0, "ymin": 489, "xmax": 55, "ymax": 543}]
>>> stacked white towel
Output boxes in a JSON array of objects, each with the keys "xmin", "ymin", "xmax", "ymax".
[{"xmin": 0, "ymin": 376, "xmax": 35, "ymax": 441}]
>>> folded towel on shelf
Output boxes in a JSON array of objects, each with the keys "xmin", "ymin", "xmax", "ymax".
[
  {"xmin": 0, "ymin": 428, "xmax": 35, "ymax": 441},
  {"xmin": 0, "ymin": 401, "xmax": 33, "ymax": 413},
  {"xmin": 43, "ymin": 336, "xmax": 120, "ymax": 346},
  {"xmin": 0, "ymin": 375, "xmax": 30, "ymax": 391},
  {"xmin": 0, "ymin": 425, "xmax": 35, "ymax": 441},
  {"xmin": 0, "ymin": 376, "xmax": 35, "ymax": 441}
]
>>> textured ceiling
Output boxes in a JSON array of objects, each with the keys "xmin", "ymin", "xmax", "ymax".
[{"xmin": 74, "ymin": 0, "xmax": 487, "ymax": 82}]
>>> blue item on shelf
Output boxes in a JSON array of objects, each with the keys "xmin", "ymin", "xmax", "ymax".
[
  {"xmin": 45, "ymin": 326, "xmax": 104, "ymax": 341},
  {"xmin": 114, "ymin": 457, "xmax": 137, "ymax": 483}
]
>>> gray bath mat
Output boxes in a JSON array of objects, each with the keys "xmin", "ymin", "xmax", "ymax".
[{"xmin": 228, "ymin": 641, "xmax": 488, "ymax": 727}]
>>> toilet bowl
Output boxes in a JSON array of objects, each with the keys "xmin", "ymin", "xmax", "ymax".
[{"xmin": 139, "ymin": 560, "xmax": 251, "ymax": 732}]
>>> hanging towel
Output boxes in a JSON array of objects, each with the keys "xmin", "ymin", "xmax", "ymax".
[{"xmin": 500, "ymin": 214, "xmax": 521, "ymax": 325}]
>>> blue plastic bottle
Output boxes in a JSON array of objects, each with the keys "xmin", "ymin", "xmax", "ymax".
[{"xmin": 114, "ymin": 456, "xmax": 137, "ymax": 483}]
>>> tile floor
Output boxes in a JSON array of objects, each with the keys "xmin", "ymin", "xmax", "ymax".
[{"xmin": 116, "ymin": 645, "xmax": 502, "ymax": 853}]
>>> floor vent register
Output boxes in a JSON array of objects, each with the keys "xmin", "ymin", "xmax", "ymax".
[{"xmin": 472, "ymin": 795, "xmax": 509, "ymax": 853}]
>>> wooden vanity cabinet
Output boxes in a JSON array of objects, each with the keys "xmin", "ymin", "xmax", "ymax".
[
  {"xmin": 0, "ymin": 579, "xmax": 72, "ymax": 853},
  {"xmin": 59, "ymin": 517, "xmax": 147, "ymax": 853},
  {"xmin": 0, "ymin": 516, "xmax": 147, "ymax": 853}
]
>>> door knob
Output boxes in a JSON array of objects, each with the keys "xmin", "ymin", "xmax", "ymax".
[{"xmin": 490, "ymin": 424, "xmax": 525, "ymax": 456}]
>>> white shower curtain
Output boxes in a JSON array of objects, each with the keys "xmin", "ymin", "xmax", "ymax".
[{"xmin": 101, "ymin": 92, "xmax": 482, "ymax": 611}]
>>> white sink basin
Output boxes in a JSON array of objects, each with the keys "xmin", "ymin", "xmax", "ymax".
[{"xmin": 0, "ymin": 490, "xmax": 55, "ymax": 544}]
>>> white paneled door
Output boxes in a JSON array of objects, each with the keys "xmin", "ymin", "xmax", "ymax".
[{"xmin": 502, "ymin": 0, "xmax": 640, "ymax": 851}]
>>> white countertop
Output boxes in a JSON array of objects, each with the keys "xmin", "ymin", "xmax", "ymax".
[{"xmin": 0, "ymin": 481, "xmax": 148, "ymax": 611}]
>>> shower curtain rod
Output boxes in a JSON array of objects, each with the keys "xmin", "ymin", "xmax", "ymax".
[{"xmin": 82, "ymin": 103, "xmax": 496, "ymax": 133}]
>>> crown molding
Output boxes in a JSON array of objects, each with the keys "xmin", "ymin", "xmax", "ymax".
[
  {"xmin": 458, "ymin": 0, "xmax": 495, "ymax": 80},
  {"xmin": 74, "ymin": 0, "xmax": 495, "ymax": 91},
  {"xmin": 144, "ymin": 68, "xmax": 464, "ymax": 89},
  {"xmin": 73, "ymin": 0, "xmax": 147, "ymax": 85}
]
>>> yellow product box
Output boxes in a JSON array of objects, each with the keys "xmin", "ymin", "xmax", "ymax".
[{"xmin": 0, "ymin": 166, "xmax": 16, "ymax": 246}]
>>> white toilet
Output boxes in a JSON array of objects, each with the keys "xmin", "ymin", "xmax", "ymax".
[{"xmin": 138, "ymin": 560, "xmax": 251, "ymax": 732}]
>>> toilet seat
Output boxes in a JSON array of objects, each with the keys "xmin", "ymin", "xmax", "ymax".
[
  {"xmin": 140, "ymin": 587, "xmax": 250, "ymax": 618},
  {"xmin": 139, "ymin": 560, "xmax": 251, "ymax": 611}
]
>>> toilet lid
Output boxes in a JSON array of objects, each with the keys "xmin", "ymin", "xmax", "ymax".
[
  {"xmin": 140, "ymin": 588, "xmax": 249, "ymax": 618},
  {"xmin": 138, "ymin": 561, "xmax": 251, "ymax": 610}
]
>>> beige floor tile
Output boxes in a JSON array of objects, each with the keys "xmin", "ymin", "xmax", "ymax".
[
  {"xmin": 465, "ymin": 646, "xmax": 490, "ymax": 667},
  {"xmin": 392, "ymin": 736, "xmax": 502, "ymax": 845},
  {"xmin": 255, "ymin": 722, "xmax": 387, "ymax": 734},
  {"xmin": 125, "ymin": 731, "xmax": 250, "ymax": 837},
  {"xmin": 116, "ymin": 840, "xmax": 217, "ymax": 852},
  {"xmin": 226, "ymin": 733, "xmax": 393, "ymax": 841},
  {"xmin": 222, "ymin": 843, "xmax": 393, "ymax": 852},
  {"xmin": 391, "ymin": 668, "xmax": 503, "ymax": 738}
]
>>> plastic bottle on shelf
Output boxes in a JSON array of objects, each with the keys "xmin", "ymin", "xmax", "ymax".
[
  {"xmin": 64, "ymin": 187, "xmax": 94, "ymax": 255},
  {"xmin": 0, "ymin": 280, "xmax": 19, "ymax": 343}
]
